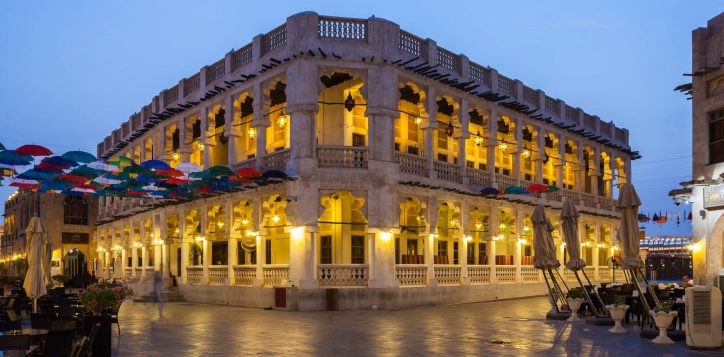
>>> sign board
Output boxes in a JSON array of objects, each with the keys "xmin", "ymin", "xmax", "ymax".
[
  {"xmin": 61, "ymin": 232, "xmax": 89, "ymax": 244},
  {"xmin": 704, "ymin": 185, "xmax": 724, "ymax": 210}
]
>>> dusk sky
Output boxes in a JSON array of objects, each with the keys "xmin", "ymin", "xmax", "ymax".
[{"xmin": 1, "ymin": 1, "xmax": 720, "ymax": 237}]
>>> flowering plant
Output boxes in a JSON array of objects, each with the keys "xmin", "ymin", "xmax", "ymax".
[{"xmin": 80, "ymin": 280, "xmax": 133, "ymax": 315}]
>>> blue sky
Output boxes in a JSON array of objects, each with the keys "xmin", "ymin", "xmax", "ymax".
[{"xmin": 0, "ymin": 1, "xmax": 720, "ymax": 236}]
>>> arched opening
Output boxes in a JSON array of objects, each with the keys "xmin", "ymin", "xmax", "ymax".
[
  {"xmin": 233, "ymin": 94, "xmax": 256, "ymax": 161},
  {"xmin": 582, "ymin": 146, "xmax": 595, "ymax": 194},
  {"xmin": 265, "ymin": 81, "xmax": 290, "ymax": 153},
  {"xmin": 495, "ymin": 115, "xmax": 515, "ymax": 176},
  {"xmin": 434, "ymin": 201, "xmax": 461, "ymax": 265},
  {"xmin": 521, "ymin": 214, "xmax": 533, "ymax": 265},
  {"xmin": 563, "ymin": 140, "xmax": 578, "ymax": 190},
  {"xmin": 434, "ymin": 96, "xmax": 460, "ymax": 164},
  {"xmin": 494, "ymin": 209, "xmax": 516, "ymax": 265},
  {"xmin": 316, "ymin": 72, "xmax": 368, "ymax": 147},
  {"xmin": 261, "ymin": 194, "xmax": 290, "ymax": 265},
  {"xmin": 599, "ymin": 152, "xmax": 612, "ymax": 197},
  {"xmin": 395, "ymin": 84, "xmax": 427, "ymax": 156},
  {"xmin": 206, "ymin": 205, "xmax": 227, "ymax": 265},
  {"xmin": 166, "ymin": 213, "xmax": 181, "ymax": 277},
  {"xmin": 465, "ymin": 108, "xmax": 488, "ymax": 171},
  {"xmin": 233, "ymin": 199, "xmax": 256, "ymax": 265},
  {"xmin": 143, "ymin": 138, "xmax": 154, "ymax": 162},
  {"xmin": 185, "ymin": 209, "xmax": 203, "ymax": 266},
  {"xmin": 132, "ymin": 144, "xmax": 142, "ymax": 164},
  {"xmin": 520, "ymin": 125, "xmax": 537, "ymax": 181},
  {"xmin": 165, "ymin": 124, "xmax": 181, "ymax": 167},
  {"xmin": 318, "ymin": 191, "xmax": 367, "ymax": 264},
  {"xmin": 467, "ymin": 205, "xmax": 490, "ymax": 265},
  {"xmin": 542, "ymin": 133, "xmax": 559, "ymax": 186},
  {"xmin": 206, "ymin": 104, "xmax": 228, "ymax": 167},
  {"xmin": 397, "ymin": 197, "xmax": 427, "ymax": 264},
  {"xmin": 185, "ymin": 114, "xmax": 203, "ymax": 166}
]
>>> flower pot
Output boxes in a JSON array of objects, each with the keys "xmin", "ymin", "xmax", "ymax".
[
  {"xmin": 566, "ymin": 298, "xmax": 584, "ymax": 322},
  {"xmin": 649, "ymin": 310, "xmax": 678, "ymax": 344},
  {"xmin": 84, "ymin": 314, "xmax": 112, "ymax": 357},
  {"xmin": 605, "ymin": 305, "xmax": 629, "ymax": 333}
]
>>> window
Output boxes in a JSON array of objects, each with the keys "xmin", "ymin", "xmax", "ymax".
[
  {"xmin": 192, "ymin": 119, "xmax": 201, "ymax": 140},
  {"xmin": 352, "ymin": 133, "xmax": 366, "ymax": 147},
  {"xmin": 351, "ymin": 235, "xmax": 364, "ymax": 264},
  {"xmin": 395, "ymin": 238, "xmax": 400, "ymax": 264},
  {"xmin": 63, "ymin": 196, "xmax": 88, "ymax": 225},
  {"xmin": 467, "ymin": 244, "xmax": 475, "ymax": 265},
  {"xmin": 320, "ymin": 236, "xmax": 332, "ymax": 264},
  {"xmin": 478, "ymin": 243, "xmax": 487, "ymax": 265},
  {"xmin": 172, "ymin": 128, "xmax": 180, "ymax": 150},
  {"xmin": 238, "ymin": 242, "xmax": 246, "ymax": 265},
  {"xmin": 407, "ymin": 116, "xmax": 419, "ymax": 142},
  {"xmin": 709, "ymin": 109, "xmax": 724, "ymax": 164},
  {"xmin": 265, "ymin": 239, "xmax": 272, "ymax": 265},
  {"xmin": 524, "ymin": 245, "xmax": 532, "ymax": 256},
  {"xmin": 212, "ymin": 241, "xmax": 228, "ymax": 265},
  {"xmin": 453, "ymin": 242, "xmax": 459, "ymax": 265},
  {"xmin": 437, "ymin": 241, "xmax": 448, "ymax": 258}
]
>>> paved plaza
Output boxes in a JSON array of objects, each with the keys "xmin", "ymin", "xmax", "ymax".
[{"xmin": 112, "ymin": 297, "xmax": 723, "ymax": 356}]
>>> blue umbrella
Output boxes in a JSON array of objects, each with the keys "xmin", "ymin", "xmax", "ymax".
[
  {"xmin": 480, "ymin": 187, "xmax": 500, "ymax": 196},
  {"xmin": 504, "ymin": 186, "xmax": 528, "ymax": 195},
  {"xmin": 17, "ymin": 170, "xmax": 54, "ymax": 180},
  {"xmin": 44, "ymin": 156, "xmax": 78, "ymax": 167},
  {"xmin": 140, "ymin": 160, "xmax": 171, "ymax": 171},
  {"xmin": 62, "ymin": 151, "xmax": 96, "ymax": 163},
  {"xmin": 0, "ymin": 150, "xmax": 32, "ymax": 165}
]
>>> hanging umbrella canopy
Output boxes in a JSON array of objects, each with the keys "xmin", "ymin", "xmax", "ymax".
[
  {"xmin": 531, "ymin": 204, "xmax": 558, "ymax": 269},
  {"xmin": 504, "ymin": 186, "xmax": 527, "ymax": 195},
  {"xmin": 561, "ymin": 198, "xmax": 586, "ymax": 270},
  {"xmin": 236, "ymin": 167, "xmax": 262, "ymax": 178},
  {"xmin": 263, "ymin": 170, "xmax": 288, "ymax": 180},
  {"xmin": 480, "ymin": 187, "xmax": 500, "ymax": 196},
  {"xmin": 0, "ymin": 142, "xmax": 5, "ymax": 151},
  {"xmin": 10, "ymin": 178, "xmax": 39, "ymax": 189},
  {"xmin": 156, "ymin": 169, "xmax": 184, "ymax": 177},
  {"xmin": 107, "ymin": 156, "xmax": 135, "ymax": 168},
  {"xmin": 207, "ymin": 165, "xmax": 234, "ymax": 177},
  {"xmin": 175, "ymin": 162, "xmax": 203, "ymax": 175},
  {"xmin": 0, "ymin": 150, "xmax": 33, "ymax": 166},
  {"xmin": 43, "ymin": 156, "xmax": 78, "ymax": 168},
  {"xmin": 23, "ymin": 216, "xmax": 49, "ymax": 302},
  {"xmin": 87, "ymin": 161, "xmax": 119, "ymax": 172},
  {"xmin": 547, "ymin": 185, "xmax": 560, "ymax": 192},
  {"xmin": 527, "ymin": 183, "xmax": 550, "ymax": 193},
  {"xmin": 140, "ymin": 159, "xmax": 171, "ymax": 171},
  {"xmin": 617, "ymin": 183, "xmax": 643, "ymax": 270},
  {"xmin": 17, "ymin": 169, "xmax": 54, "ymax": 180},
  {"xmin": 16, "ymin": 144, "xmax": 52, "ymax": 157},
  {"xmin": 61, "ymin": 151, "xmax": 96, "ymax": 163}
]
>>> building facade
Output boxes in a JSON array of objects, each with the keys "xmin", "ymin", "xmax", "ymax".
[
  {"xmin": 93, "ymin": 12, "xmax": 635, "ymax": 310},
  {"xmin": 2, "ymin": 191, "xmax": 98, "ymax": 276},
  {"xmin": 678, "ymin": 13, "xmax": 724, "ymax": 287}
]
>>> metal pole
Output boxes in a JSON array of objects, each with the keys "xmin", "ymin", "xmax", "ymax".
[
  {"xmin": 581, "ymin": 269, "xmax": 608, "ymax": 316},
  {"xmin": 574, "ymin": 270, "xmax": 600, "ymax": 317}
]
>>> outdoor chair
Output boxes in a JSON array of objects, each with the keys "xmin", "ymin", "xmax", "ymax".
[
  {"xmin": 84, "ymin": 322, "xmax": 100, "ymax": 357},
  {"xmin": 69, "ymin": 336, "xmax": 89, "ymax": 357},
  {"xmin": 0, "ymin": 320, "xmax": 22, "ymax": 332},
  {"xmin": 0, "ymin": 334, "xmax": 31, "ymax": 351},
  {"xmin": 31, "ymin": 313, "xmax": 55, "ymax": 330},
  {"xmin": 34, "ymin": 328, "xmax": 75, "ymax": 357},
  {"xmin": 109, "ymin": 302, "xmax": 122, "ymax": 334}
]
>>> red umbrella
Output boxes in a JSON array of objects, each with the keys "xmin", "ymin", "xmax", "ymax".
[
  {"xmin": 127, "ymin": 190, "xmax": 147, "ymax": 197},
  {"xmin": 165, "ymin": 177, "xmax": 190, "ymax": 184},
  {"xmin": 157, "ymin": 169, "xmax": 184, "ymax": 177},
  {"xmin": 37, "ymin": 161, "xmax": 68, "ymax": 170},
  {"xmin": 229, "ymin": 175, "xmax": 251, "ymax": 183},
  {"xmin": 527, "ymin": 183, "xmax": 550, "ymax": 193},
  {"xmin": 15, "ymin": 144, "xmax": 53, "ymax": 156},
  {"xmin": 59, "ymin": 174, "xmax": 89, "ymax": 183},
  {"xmin": 193, "ymin": 187, "xmax": 214, "ymax": 193},
  {"xmin": 236, "ymin": 168, "xmax": 262, "ymax": 178}
]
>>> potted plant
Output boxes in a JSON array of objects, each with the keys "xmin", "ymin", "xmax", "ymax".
[
  {"xmin": 605, "ymin": 296, "xmax": 630, "ymax": 333},
  {"xmin": 649, "ymin": 301, "xmax": 677, "ymax": 344},
  {"xmin": 566, "ymin": 288, "xmax": 585, "ymax": 322},
  {"xmin": 80, "ymin": 281, "xmax": 133, "ymax": 357}
]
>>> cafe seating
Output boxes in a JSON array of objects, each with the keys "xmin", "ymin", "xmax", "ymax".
[
  {"xmin": 30, "ymin": 313, "xmax": 55, "ymax": 330},
  {"xmin": 0, "ymin": 334, "xmax": 31, "ymax": 351}
]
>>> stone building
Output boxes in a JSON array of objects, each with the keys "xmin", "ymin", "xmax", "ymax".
[
  {"xmin": 672, "ymin": 12, "xmax": 724, "ymax": 286},
  {"xmin": 93, "ymin": 12, "xmax": 636, "ymax": 310},
  {"xmin": 2, "ymin": 190, "xmax": 98, "ymax": 275}
]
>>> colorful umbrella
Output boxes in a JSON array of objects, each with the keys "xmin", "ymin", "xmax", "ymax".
[
  {"xmin": 140, "ymin": 160, "xmax": 171, "ymax": 171},
  {"xmin": 236, "ymin": 168, "xmax": 262, "ymax": 178},
  {"xmin": 480, "ymin": 187, "xmax": 500, "ymax": 196},
  {"xmin": 156, "ymin": 169, "xmax": 184, "ymax": 177},
  {"xmin": 547, "ymin": 185, "xmax": 560, "ymax": 192},
  {"xmin": 61, "ymin": 151, "xmax": 96, "ymax": 163},
  {"xmin": 43, "ymin": 156, "xmax": 78, "ymax": 168},
  {"xmin": 503, "ymin": 186, "xmax": 528, "ymax": 195},
  {"xmin": 207, "ymin": 165, "xmax": 234, "ymax": 177},
  {"xmin": 526, "ymin": 183, "xmax": 549, "ymax": 193},
  {"xmin": 0, "ymin": 143, "xmax": 5, "ymax": 151},
  {"xmin": 0, "ymin": 150, "xmax": 33, "ymax": 165},
  {"xmin": 16, "ymin": 144, "xmax": 52, "ymax": 157},
  {"xmin": 87, "ymin": 161, "xmax": 119, "ymax": 172},
  {"xmin": 10, "ymin": 178, "xmax": 39, "ymax": 189},
  {"xmin": 263, "ymin": 170, "xmax": 288, "ymax": 179},
  {"xmin": 175, "ymin": 162, "xmax": 203, "ymax": 175}
]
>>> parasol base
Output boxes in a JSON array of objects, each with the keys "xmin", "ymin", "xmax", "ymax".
[
  {"xmin": 584, "ymin": 316, "xmax": 614, "ymax": 326},
  {"xmin": 546, "ymin": 311, "xmax": 571, "ymax": 320},
  {"xmin": 640, "ymin": 328, "xmax": 685, "ymax": 341}
]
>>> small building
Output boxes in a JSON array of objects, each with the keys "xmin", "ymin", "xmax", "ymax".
[
  {"xmin": 93, "ymin": 12, "xmax": 636, "ymax": 310},
  {"xmin": 639, "ymin": 236, "xmax": 693, "ymax": 281},
  {"xmin": 2, "ymin": 190, "xmax": 98, "ymax": 278}
]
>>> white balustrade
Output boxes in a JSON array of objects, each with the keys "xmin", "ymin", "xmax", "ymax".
[
  {"xmin": 434, "ymin": 265, "xmax": 462, "ymax": 285},
  {"xmin": 496, "ymin": 266, "xmax": 517, "ymax": 283},
  {"xmin": 233, "ymin": 158, "xmax": 256, "ymax": 170},
  {"xmin": 434, "ymin": 161, "xmax": 462, "ymax": 183},
  {"xmin": 318, "ymin": 16, "xmax": 367, "ymax": 40},
  {"xmin": 395, "ymin": 264, "xmax": 427, "ymax": 286},
  {"xmin": 263, "ymin": 264, "xmax": 289, "ymax": 286},
  {"xmin": 209, "ymin": 266, "xmax": 228, "ymax": 285},
  {"xmin": 317, "ymin": 146, "xmax": 368, "ymax": 169},
  {"xmin": 581, "ymin": 193, "xmax": 598, "ymax": 208},
  {"xmin": 521, "ymin": 267, "xmax": 542, "ymax": 283},
  {"xmin": 496, "ymin": 174, "xmax": 516, "ymax": 190},
  {"xmin": 613, "ymin": 269, "xmax": 626, "ymax": 282},
  {"xmin": 318, "ymin": 264, "xmax": 368, "ymax": 287},
  {"xmin": 466, "ymin": 168, "xmax": 491, "ymax": 188},
  {"xmin": 583, "ymin": 267, "xmax": 596, "ymax": 280},
  {"xmin": 233, "ymin": 265, "xmax": 256, "ymax": 286},
  {"xmin": 563, "ymin": 269, "xmax": 577, "ymax": 282},
  {"xmin": 124, "ymin": 267, "xmax": 132, "ymax": 278},
  {"xmin": 262, "ymin": 149, "xmax": 290, "ymax": 171},
  {"xmin": 468, "ymin": 266, "xmax": 491, "ymax": 284},
  {"xmin": 396, "ymin": 152, "xmax": 428, "ymax": 177},
  {"xmin": 186, "ymin": 266, "xmax": 203, "ymax": 285},
  {"xmin": 598, "ymin": 267, "xmax": 612, "ymax": 281}
]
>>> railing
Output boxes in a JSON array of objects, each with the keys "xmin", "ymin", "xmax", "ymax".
[
  {"xmin": 317, "ymin": 146, "xmax": 368, "ymax": 168},
  {"xmin": 584, "ymin": 114, "xmax": 597, "ymax": 130},
  {"xmin": 498, "ymin": 76, "xmax": 513, "ymax": 97},
  {"xmin": 263, "ymin": 264, "xmax": 289, "ymax": 286},
  {"xmin": 163, "ymin": 85, "xmax": 178, "ymax": 107},
  {"xmin": 318, "ymin": 16, "xmax": 367, "ymax": 40},
  {"xmin": 396, "ymin": 152, "xmax": 428, "ymax": 177},
  {"xmin": 496, "ymin": 174, "xmax": 516, "ymax": 190},
  {"xmin": 134, "ymin": 267, "xmax": 142, "ymax": 277},
  {"xmin": 613, "ymin": 269, "xmax": 626, "ymax": 282},
  {"xmin": 561, "ymin": 189, "xmax": 578, "ymax": 202},
  {"xmin": 520, "ymin": 179, "xmax": 540, "ymax": 198},
  {"xmin": 209, "ymin": 266, "xmax": 228, "ymax": 285},
  {"xmin": 599, "ymin": 199, "xmax": 613, "ymax": 211},
  {"xmin": 395, "ymin": 264, "xmax": 427, "ymax": 286},
  {"xmin": 262, "ymin": 148, "xmax": 290, "ymax": 171},
  {"xmin": 468, "ymin": 265, "xmax": 491, "ymax": 284},
  {"xmin": 581, "ymin": 193, "xmax": 598, "ymax": 208},
  {"xmin": 184, "ymin": 74, "xmax": 200, "ymax": 96},
  {"xmin": 436, "ymin": 46, "xmax": 460, "ymax": 74},
  {"xmin": 599, "ymin": 121, "xmax": 612, "ymax": 138},
  {"xmin": 583, "ymin": 267, "xmax": 596, "ymax": 280},
  {"xmin": 496, "ymin": 266, "xmax": 517, "ymax": 283},
  {"xmin": 233, "ymin": 158, "xmax": 256, "ymax": 169},
  {"xmin": 469, "ymin": 62, "xmax": 491, "ymax": 86},
  {"xmin": 615, "ymin": 128, "xmax": 628, "ymax": 144},
  {"xmin": 466, "ymin": 167, "xmax": 491, "ymax": 187},
  {"xmin": 434, "ymin": 161, "xmax": 462, "ymax": 183},
  {"xmin": 318, "ymin": 264, "xmax": 368, "ymax": 287},
  {"xmin": 565, "ymin": 105, "xmax": 578, "ymax": 122},
  {"xmin": 232, "ymin": 265, "xmax": 256, "ymax": 286},
  {"xmin": 262, "ymin": 24, "xmax": 287, "ymax": 55},
  {"xmin": 205, "ymin": 59, "xmax": 225, "ymax": 85},
  {"xmin": 563, "ymin": 269, "xmax": 577, "ymax": 282},
  {"xmin": 521, "ymin": 267, "xmax": 541, "ymax": 283},
  {"xmin": 399, "ymin": 30, "xmax": 424, "ymax": 56},
  {"xmin": 231, "ymin": 44, "xmax": 253, "ymax": 72},
  {"xmin": 598, "ymin": 268, "xmax": 612, "ymax": 281},
  {"xmin": 124, "ymin": 267, "xmax": 132, "ymax": 278},
  {"xmin": 121, "ymin": 122, "xmax": 130, "ymax": 138},
  {"xmin": 186, "ymin": 266, "xmax": 203, "ymax": 285},
  {"xmin": 434, "ymin": 265, "xmax": 462, "ymax": 285},
  {"xmin": 545, "ymin": 96, "xmax": 560, "ymax": 116},
  {"xmin": 522, "ymin": 86, "xmax": 538, "ymax": 106},
  {"xmin": 546, "ymin": 189, "xmax": 562, "ymax": 202}
]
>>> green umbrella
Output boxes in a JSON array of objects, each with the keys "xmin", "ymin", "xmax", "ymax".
[
  {"xmin": 547, "ymin": 185, "xmax": 560, "ymax": 192},
  {"xmin": 62, "ymin": 151, "xmax": 96, "ymax": 163},
  {"xmin": 207, "ymin": 165, "xmax": 234, "ymax": 177},
  {"xmin": 0, "ymin": 142, "xmax": 5, "ymax": 151}
]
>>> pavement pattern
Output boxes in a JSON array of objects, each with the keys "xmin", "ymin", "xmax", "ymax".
[{"xmin": 112, "ymin": 297, "xmax": 724, "ymax": 356}]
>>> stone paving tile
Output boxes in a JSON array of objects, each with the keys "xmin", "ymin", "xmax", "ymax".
[{"xmin": 112, "ymin": 297, "xmax": 724, "ymax": 356}]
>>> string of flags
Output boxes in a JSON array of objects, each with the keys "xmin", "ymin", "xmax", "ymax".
[{"xmin": 638, "ymin": 211, "xmax": 692, "ymax": 226}]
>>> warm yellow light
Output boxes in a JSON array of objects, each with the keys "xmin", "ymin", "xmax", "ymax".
[
  {"xmin": 133, "ymin": 242, "xmax": 142, "ymax": 248},
  {"xmin": 248, "ymin": 127, "xmax": 256, "ymax": 139},
  {"xmin": 474, "ymin": 221, "xmax": 483, "ymax": 230},
  {"xmin": 464, "ymin": 235, "xmax": 472, "ymax": 242},
  {"xmin": 195, "ymin": 236, "xmax": 205, "ymax": 242},
  {"xmin": 241, "ymin": 217, "xmax": 250, "ymax": 226},
  {"xmin": 290, "ymin": 226, "xmax": 305, "ymax": 241},
  {"xmin": 499, "ymin": 223, "xmax": 507, "ymax": 230},
  {"xmin": 217, "ymin": 219, "xmax": 225, "ymax": 229},
  {"xmin": 174, "ymin": 228, "xmax": 180, "ymax": 235},
  {"xmin": 687, "ymin": 242, "xmax": 702, "ymax": 253},
  {"xmin": 498, "ymin": 142, "xmax": 508, "ymax": 151},
  {"xmin": 114, "ymin": 245, "xmax": 122, "ymax": 251},
  {"xmin": 277, "ymin": 115, "xmax": 287, "ymax": 129},
  {"xmin": 272, "ymin": 214, "xmax": 280, "ymax": 223},
  {"xmin": 414, "ymin": 117, "xmax": 422, "ymax": 125},
  {"xmin": 521, "ymin": 149, "xmax": 531, "ymax": 158},
  {"xmin": 561, "ymin": 242, "xmax": 566, "ymax": 247},
  {"xmin": 492, "ymin": 235, "xmax": 503, "ymax": 241},
  {"xmin": 518, "ymin": 238, "xmax": 527, "ymax": 244},
  {"xmin": 198, "ymin": 143, "xmax": 205, "ymax": 150},
  {"xmin": 598, "ymin": 243, "xmax": 606, "ymax": 248},
  {"xmin": 245, "ymin": 230, "xmax": 259, "ymax": 237},
  {"xmin": 612, "ymin": 246, "xmax": 619, "ymax": 251},
  {"xmin": 173, "ymin": 152, "xmax": 181, "ymax": 161},
  {"xmin": 380, "ymin": 231, "xmax": 392, "ymax": 242}
]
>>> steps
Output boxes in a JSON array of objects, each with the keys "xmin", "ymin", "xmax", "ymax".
[{"xmin": 133, "ymin": 287, "xmax": 185, "ymax": 303}]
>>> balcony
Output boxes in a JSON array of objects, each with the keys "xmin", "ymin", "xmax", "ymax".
[
  {"xmin": 186, "ymin": 266, "xmax": 203, "ymax": 285},
  {"xmin": 317, "ymin": 146, "xmax": 368, "ymax": 169},
  {"xmin": 466, "ymin": 168, "xmax": 491, "ymax": 188},
  {"xmin": 318, "ymin": 264, "xmax": 369, "ymax": 287},
  {"xmin": 209, "ymin": 266, "xmax": 228, "ymax": 285},
  {"xmin": 262, "ymin": 149, "xmax": 290, "ymax": 171},
  {"xmin": 395, "ymin": 152, "xmax": 428, "ymax": 177},
  {"xmin": 262, "ymin": 264, "xmax": 289, "ymax": 286},
  {"xmin": 232, "ymin": 265, "xmax": 256, "ymax": 286},
  {"xmin": 433, "ymin": 161, "xmax": 462, "ymax": 184},
  {"xmin": 433, "ymin": 265, "xmax": 462, "ymax": 285},
  {"xmin": 395, "ymin": 264, "xmax": 427, "ymax": 286}
]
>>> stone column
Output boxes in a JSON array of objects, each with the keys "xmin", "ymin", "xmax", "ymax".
[
  {"xmin": 487, "ymin": 108, "xmax": 498, "ymax": 184},
  {"xmin": 591, "ymin": 147, "xmax": 601, "ymax": 197},
  {"xmin": 460, "ymin": 235, "xmax": 469, "ymax": 285},
  {"xmin": 285, "ymin": 60, "xmax": 320, "ymax": 175},
  {"xmin": 512, "ymin": 117, "xmax": 522, "ymax": 185},
  {"xmin": 514, "ymin": 210, "xmax": 523, "ymax": 282},
  {"xmin": 200, "ymin": 206, "xmax": 210, "ymax": 284},
  {"xmin": 535, "ymin": 126, "xmax": 545, "ymax": 183},
  {"xmin": 141, "ymin": 246, "xmax": 148, "ymax": 278},
  {"xmin": 121, "ymin": 248, "xmax": 127, "ymax": 278},
  {"xmin": 131, "ymin": 245, "xmax": 137, "ymax": 278},
  {"xmin": 252, "ymin": 83, "xmax": 268, "ymax": 169},
  {"xmin": 226, "ymin": 201, "xmax": 236, "ymax": 286},
  {"xmin": 224, "ymin": 95, "xmax": 238, "ymax": 166},
  {"xmin": 365, "ymin": 66, "xmax": 398, "ymax": 163},
  {"xmin": 288, "ymin": 226, "xmax": 318, "ymax": 289},
  {"xmin": 556, "ymin": 136, "xmax": 566, "ymax": 188},
  {"xmin": 255, "ymin": 234, "xmax": 264, "ymax": 286},
  {"xmin": 367, "ymin": 230, "xmax": 397, "ymax": 288},
  {"xmin": 200, "ymin": 106, "xmax": 212, "ymax": 169},
  {"xmin": 424, "ymin": 87, "xmax": 437, "ymax": 177}
]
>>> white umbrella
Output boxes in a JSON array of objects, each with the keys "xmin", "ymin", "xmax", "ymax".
[
  {"xmin": 617, "ymin": 183, "xmax": 643, "ymax": 270},
  {"xmin": 23, "ymin": 216, "xmax": 49, "ymax": 311},
  {"xmin": 532, "ymin": 205, "xmax": 558, "ymax": 269},
  {"xmin": 561, "ymin": 198, "xmax": 586, "ymax": 270},
  {"xmin": 87, "ymin": 161, "xmax": 119, "ymax": 172},
  {"xmin": 175, "ymin": 162, "xmax": 202, "ymax": 175}
]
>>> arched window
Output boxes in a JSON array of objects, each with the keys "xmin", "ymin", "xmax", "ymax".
[{"xmin": 64, "ymin": 196, "xmax": 88, "ymax": 225}]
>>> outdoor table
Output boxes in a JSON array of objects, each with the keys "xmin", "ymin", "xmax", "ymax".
[
  {"xmin": 0, "ymin": 345, "xmax": 37, "ymax": 356},
  {"xmin": 0, "ymin": 328, "xmax": 48, "ymax": 337}
]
